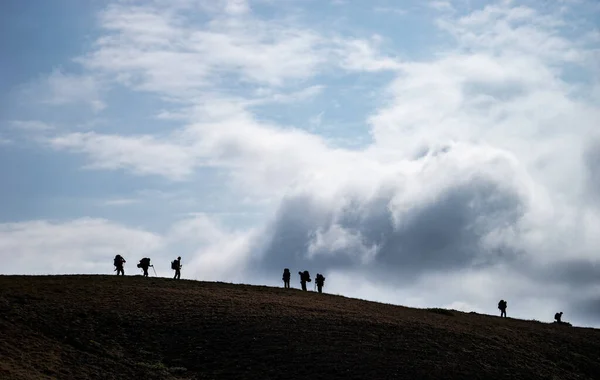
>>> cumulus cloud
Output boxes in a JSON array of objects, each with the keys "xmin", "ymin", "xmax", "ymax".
[{"xmin": 253, "ymin": 142, "xmax": 530, "ymax": 280}]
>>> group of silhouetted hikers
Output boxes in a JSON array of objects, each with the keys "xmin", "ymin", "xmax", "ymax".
[
  {"xmin": 113, "ymin": 255, "xmax": 182, "ymax": 279},
  {"xmin": 282, "ymin": 268, "xmax": 326, "ymax": 293},
  {"xmin": 111, "ymin": 255, "xmax": 568, "ymax": 322}
]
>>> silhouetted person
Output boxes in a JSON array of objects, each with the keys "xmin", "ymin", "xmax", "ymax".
[
  {"xmin": 555, "ymin": 312, "xmax": 563, "ymax": 323},
  {"xmin": 171, "ymin": 256, "xmax": 181, "ymax": 280},
  {"xmin": 137, "ymin": 257, "xmax": 151, "ymax": 277},
  {"xmin": 315, "ymin": 273, "xmax": 326, "ymax": 293},
  {"xmin": 498, "ymin": 299, "xmax": 507, "ymax": 318},
  {"xmin": 114, "ymin": 254, "xmax": 126, "ymax": 276},
  {"xmin": 282, "ymin": 268, "xmax": 291, "ymax": 288},
  {"xmin": 299, "ymin": 270, "xmax": 311, "ymax": 291}
]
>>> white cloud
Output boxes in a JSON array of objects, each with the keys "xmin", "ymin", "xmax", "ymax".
[
  {"xmin": 21, "ymin": 70, "xmax": 105, "ymax": 112},
  {"xmin": 250, "ymin": 85, "xmax": 325, "ymax": 105},
  {"xmin": 10, "ymin": 120, "xmax": 55, "ymax": 131},
  {"xmin": 373, "ymin": 7, "xmax": 407, "ymax": 16},
  {"xmin": 103, "ymin": 198, "xmax": 142, "ymax": 206},
  {"xmin": 335, "ymin": 36, "xmax": 402, "ymax": 72},
  {"xmin": 224, "ymin": 0, "xmax": 250, "ymax": 15},
  {"xmin": 80, "ymin": 2, "xmax": 334, "ymax": 95},
  {"xmin": 48, "ymin": 132, "xmax": 198, "ymax": 180},
  {"xmin": 429, "ymin": 1, "xmax": 454, "ymax": 12}
]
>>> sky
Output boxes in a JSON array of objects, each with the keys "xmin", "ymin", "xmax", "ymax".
[{"xmin": 1, "ymin": 0, "xmax": 600, "ymax": 326}]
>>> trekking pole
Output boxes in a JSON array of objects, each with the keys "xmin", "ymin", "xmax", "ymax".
[{"xmin": 151, "ymin": 265, "xmax": 157, "ymax": 277}]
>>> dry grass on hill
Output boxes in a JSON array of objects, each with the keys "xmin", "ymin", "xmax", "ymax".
[{"xmin": 1, "ymin": 275, "xmax": 599, "ymax": 379}]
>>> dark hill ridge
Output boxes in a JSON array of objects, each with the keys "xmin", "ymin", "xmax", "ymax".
[{"xmin": 1, "ymin": 276, "xmax": 599, "ymax": 380}]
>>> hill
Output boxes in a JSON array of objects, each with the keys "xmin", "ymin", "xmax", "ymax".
[{"xmin": 1, "ymin": 275, "xmax": 599, "ymax": 380}]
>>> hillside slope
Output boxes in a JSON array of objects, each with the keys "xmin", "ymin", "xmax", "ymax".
[{"xmin": 1, "ymin": 275, "xmax": 599, "ymax": 380}]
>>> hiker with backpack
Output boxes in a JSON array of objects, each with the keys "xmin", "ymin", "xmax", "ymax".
[
  {"xmin": 114, "ymin": 254, "xmax": 126, "ymax": 276},
  {"xmin": 137, "ymin": 257, "xmax": 152, "ymax": 277},
  {"xmin": 555, "ymin": 312, "xmax": 563, "ymax": 323},
  {"xmin": 498, "ymin": 299, "xmax": 507, "ymax": 318},
  {"xmin": 298, "ymin": 270, "xmax": 311, "ymax": 291},
  {"xmin": 171, "ymin": 256, "xmax": 182, "ymax": 280},
  {"xmin": 282, "ymin": 268, "xmax": 291, "ymax": 288},
  {"xmin": 315, "ymin": 273, "xmax": 326, "ymax": 294}
]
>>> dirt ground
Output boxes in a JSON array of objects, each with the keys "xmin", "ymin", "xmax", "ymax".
[{"xmin": 1, "ymin": 275, "xmax": 599, "ymax": 380}]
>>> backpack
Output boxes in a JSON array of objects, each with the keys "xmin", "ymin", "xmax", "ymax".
[
  {"xmin": 303, "ymin": 270, "xmax": 311, "ymax": 282},
  {"xmin": 171, "ymin": 260, "xmax": 178, "ymax": 270},
  {"xmin": 114, "ymin": 255, "xmax": 122, "ymax": 267},
  {"xmin": 138, "ymin": 258, "xmax": 150, "ymax": 268}
]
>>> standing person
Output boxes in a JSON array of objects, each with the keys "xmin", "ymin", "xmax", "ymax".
[
  {"xmin": 498, "ymin": 299, "xmax": 507, "ymax": 318},
  {"xmin": 298, "ymin": 270, "xmax": 311, "ymax": 291},
  {"xmin": 315, "ymin": 273, "xmax": 326, "ymax": 294},
  {"xmin": 137, "ymin": 257, "xmax": 151, "ymax": 277},
  {"xmin": 114, "ymin": 254, "xmax": 126, "ymax": 276},
  {"xmin": 171, "ymin": 256, "xmax": 182, "ymax": 280},
  {"xmin": 282, "ymin": 268, "xmax": 291, "ymax": 288}
]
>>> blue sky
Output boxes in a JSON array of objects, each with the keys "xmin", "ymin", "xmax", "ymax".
[{"xmin": 2, "ymin": 0, "xmax": 600, "ymax": 326}]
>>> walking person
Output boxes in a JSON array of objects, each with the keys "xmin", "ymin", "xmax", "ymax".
[
  {"xmin": 114, "ymin": 254, "xmax": 126, "ymax": 276},
  {"xmin": 137, "ymin": 257, "xmax": 152, "ymax": 277},
  {"xmin": 171, "ymin": 256, "xmax": 182, "ymax": 280},
  {"xmin": 498, "ymin": 299, "xmax": 507, "ymax": 318}
]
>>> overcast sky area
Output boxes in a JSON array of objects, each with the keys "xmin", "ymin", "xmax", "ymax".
[{"xmin": 1, "ymin": 0, "xmax": 600, "ymax": 326}]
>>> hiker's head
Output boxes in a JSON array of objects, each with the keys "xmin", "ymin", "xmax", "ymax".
[{"xmin": 177, "ymin": 256, "xmax": 181, "ymax": 260}]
